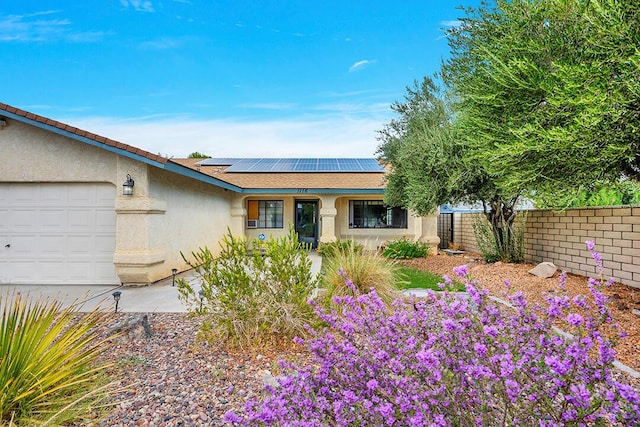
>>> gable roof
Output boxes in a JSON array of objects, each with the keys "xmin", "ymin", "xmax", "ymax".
[
  {"xmin": 0, "ymin": 102, "xmax": 242, "ymax": 192},
  {"xmin": 1, "ymin": 102, "xmax": 386, "ymax": 195},
  {"xmin": 172, "ymin": 158, "xmax": 387, "ymax": 194}
]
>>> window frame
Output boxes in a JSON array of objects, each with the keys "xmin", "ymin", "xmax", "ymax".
[
  {"xmin": 248, "ymin": 200, "xmax": 284, "ymax": 229},
  {"xmin": 348, "ymin": 200, "xmax": 408, "ymax": 229}
]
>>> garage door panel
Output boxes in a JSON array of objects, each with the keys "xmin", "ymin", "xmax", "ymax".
[
  {"xmin": 10, "ymin": 210, "xmax": 36, "ymax": 228},
  {"xmin": 11, "ymin": 261, "xmax": 38, "ymax": 281},
  {"xmin": 10, "ymin": 186, "xmax": 38, "ymax": 205},
  {"xmin": 40, "ymin": 234, "xmax": 66, "ymax": 255},
  {"xmin": 94, "ymin": 235, "xmax": 116, "ymax": 253},
  {"xmin": 9, "ymin": 235, "xmax": 37, "ymax": 254},
  {"xmin": 1, "ymin": 183, "xmax": 118, "ymax": 285},
  {"xmin": 40, "ymin": 209, "xmax": 67, "ymax": 229},
  {"xmin": 67, "ymin": 209, "xmax": 92, "ymax": 229},
  {"xmin": 68, "ymin": 263, "xmax": 91, "ymax": 280},
  {"xmin": 96, "ymin": 210, "xmax": 116, "ymax": 228},
  {"xmin": 39, "ymin": 261, "xmax": 66, "ymax": 281},
  {"xmin": 68, "ymin": 234, "xmax": 95, "ymax": 253}
]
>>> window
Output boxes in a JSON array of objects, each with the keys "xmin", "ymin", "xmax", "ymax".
[
  {"xmin": 349, "ymin": 200, "xmax": 407, "ymax": 229},
  {"xmin": 247, "ymin": 200, "xmax": 283, "ymax": 228}
]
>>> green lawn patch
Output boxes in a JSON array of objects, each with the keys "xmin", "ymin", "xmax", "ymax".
[{"xmin": 397, "ymin": 266, "xmax": 465, "ymax": 292}]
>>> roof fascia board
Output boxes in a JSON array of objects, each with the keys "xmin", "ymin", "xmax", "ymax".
[{"xmin": 242, "ymin": 188, "xmax": 385, "ymax": 195}]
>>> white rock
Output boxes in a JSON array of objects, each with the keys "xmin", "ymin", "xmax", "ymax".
[{"xmin": 528, "ymin": 262, "xmax": 557, "ymax": 278}]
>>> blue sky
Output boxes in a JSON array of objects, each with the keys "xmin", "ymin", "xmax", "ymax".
[{"xmin": 1, "ymin": 1, "xmax": 479, "ymax": 158}]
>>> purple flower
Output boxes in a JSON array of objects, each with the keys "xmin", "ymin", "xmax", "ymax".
[
  {"xmin": 505, "ymin": 379, "xmax": 520, "ymax": 402},
  {"xmin": 453, "ymin": 264, "xmax": 468, "ymax": 277},
  {"xmin": 566, "ymin": 313, "xmax": 583, "ymax": 327},
  {"xmin": 585, "ymin": 240, "xmax": 595, "ymax": 251}
]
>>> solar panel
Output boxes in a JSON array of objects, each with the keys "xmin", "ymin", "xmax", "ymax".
[
  {"xmin": 195, "ymin": 158, "xmax": 241, "ymax": 166},
  {"xmin": 222, "ymin": 158, "xmax": 384, "ymax": 173}
]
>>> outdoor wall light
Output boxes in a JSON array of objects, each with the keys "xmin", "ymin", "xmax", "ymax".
[
  {"xmin": 0, "ymin": 119, "xmax": 7, "ymax": 127},
  {"xmin": 112, "ymin": 291, "xmax": 122, "ymax": 313},
  {"xmin": 172, "ymin": 268, "xmax": 178, "ymax": 286},
  {"xmin": 122, "ymin": 174, "xmax": 135, "ymax": 196}
]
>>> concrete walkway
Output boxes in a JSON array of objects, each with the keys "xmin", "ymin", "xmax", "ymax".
[{"xmin": 0, "ymin": 251, "xmax": 324, "ymax": 313}]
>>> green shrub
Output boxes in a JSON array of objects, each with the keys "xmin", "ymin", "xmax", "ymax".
[
  {"xmin": 317, "ymin": 239, "xmax": 364, "ymax": 258},
  {"xmin": 473, "ymin": 212, "xmax": 526, "ymax": 263},
  {"xmin": 177, "ymin": 227, "xmax": 318, "ymax": 348},
  {"xmin": 0, "ymin": 293, "xmax": 114, "ymax": 426},
  {"xmin": 382, "ymin": 237, "xmax": 429, "ymax": 259},
  {"xmin": 320, "ymin": 245, "xmax": 400, "ymax": 307}
]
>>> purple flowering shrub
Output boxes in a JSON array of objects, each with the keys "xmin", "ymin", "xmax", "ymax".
[{"xmin": 225, "ymin": 242, "xmax": 639, "ymax": 426}]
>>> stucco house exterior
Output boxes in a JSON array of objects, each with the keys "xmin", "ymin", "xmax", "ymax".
[{"xmin": 0, "ymin": 102, "xmax": 439, "ymax": 286}]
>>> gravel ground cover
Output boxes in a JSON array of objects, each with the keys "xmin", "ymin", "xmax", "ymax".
[
  {"xmin": 404, "ymin": 252, "xmax": 640, "ymax": 374},
  {"xmin": 83, "ymin": 252, "xmax": 640, "ymax": 426},
  {"xmin": 81, "ymin": 314, "xmax": 307, "ymax": 427}
]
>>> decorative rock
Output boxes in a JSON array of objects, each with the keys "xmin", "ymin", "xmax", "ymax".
[
  {"xmin": 528, "ymin": 262, "xmax": 557, "ymax": 279},
  {"xmin": 109, "ymin": 314, "xmax": 153, "ymax": 341},
  {"xmin": 632, "ymin": 308, "xmax": 640, "ymax": 316},
  {"xmin": 261, "ymin": 370, "xmax": 279, "ymax": 388}
]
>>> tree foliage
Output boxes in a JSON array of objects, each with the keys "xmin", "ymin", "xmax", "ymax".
[
  {"xmin": 443, "ymin": 0, "xmax": 640, "ymax": 201},
  {"xmin": 187, "ymin": 151, "xmax": 210, "ymax": 158},
  {"xmin": 378, "ymin": 0, "xmax": 639, "ymax": 260}
]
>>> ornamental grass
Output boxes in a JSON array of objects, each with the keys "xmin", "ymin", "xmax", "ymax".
[{"xmin": 0, "ymin": 292, "xmax": 116, "ymax": 426}]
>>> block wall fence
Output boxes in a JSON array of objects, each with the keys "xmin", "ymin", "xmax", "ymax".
[{"xmin": 453, "ymin": 206, "xmax": 640, "ymax": 289}]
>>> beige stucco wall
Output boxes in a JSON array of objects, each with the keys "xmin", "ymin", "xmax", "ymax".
[
  {"xmin": 1, "ymin": 120, "xmax": 118, "ymax": 183},
  {"xmin": 1, "ymin": 120, "xmax": 234, "ymax": 286},
  {"xmin": 148, "ymin": 167, "xmax": 233, "ymax": 277}
]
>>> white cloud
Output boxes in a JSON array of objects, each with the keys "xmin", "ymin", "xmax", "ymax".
[
  {"xmin": 440, "ymin": 20, "xmax": 462, "ymax": 28},
  {"xmin": 120, "ymin": 0, "xmax": 155, "ymax": 13},
  {"xmin": 237, "ymin": 103, "xmax": 298, "ymax": 110},
  {"xmin": 138, "ymin": 37, "xmax": 183, "ymax": 49},
  {"xmin": 0, "ymin": 11, "xmax": 106, "ymax": 42},
  {"xmin": 61, "ymin": 114, "xmax": 391, "ymax": 158},
  {"xmin": 348, "ymin": 59, "xmax": 376, "ymax": 72}
]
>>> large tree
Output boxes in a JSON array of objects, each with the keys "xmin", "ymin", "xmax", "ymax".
[
  {"xmin": 378, "ymin": 0, "xmax": 639, "ymax": 261},
  {"xmin": 442, "ymin": 0, "xmax": 640, "ymax": 203},
  {"xmin": 377, "ymin": 77, "xmax": 524, "ymax": 262}
]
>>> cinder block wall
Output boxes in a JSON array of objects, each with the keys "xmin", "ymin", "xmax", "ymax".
[{"xmin": 454, "ymin": 207, "xmax": 640, "ymax": 289}]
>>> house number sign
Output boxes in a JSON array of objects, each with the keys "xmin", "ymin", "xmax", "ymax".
[{"xmin": 296, "ymin": 188, "xmax": 309, "ymax": 193}]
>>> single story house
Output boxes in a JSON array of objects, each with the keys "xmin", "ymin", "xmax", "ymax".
[{"xmin": 0, "ymin": 102, "xmax": 439, "ymax": 286}]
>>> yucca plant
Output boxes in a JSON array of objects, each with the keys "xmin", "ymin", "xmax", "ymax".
[
  {"xmin": 0, "ymin": 292, "xmax": 115, "ymax": 426},
  {"xmin": 320, "ymin": 245, "xmax": 402, "ymax": 307}
]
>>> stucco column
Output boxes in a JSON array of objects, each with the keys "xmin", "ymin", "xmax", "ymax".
[
  {"xmin": 113, "ymin": 160, "xmax": 167, "ymax": 286},
  {"xmin": 414, "ymin": 208, "xmax": 440, "ymax": 255},
  {"xmin": 319, "ymin": 195, "xmax": 338, "ymax": 244},
  {"xmin": 230, "ymin": 196, "xmax": 247, "ymax": 237}
]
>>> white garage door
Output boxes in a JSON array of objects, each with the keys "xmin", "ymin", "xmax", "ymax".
[{"xmin": 0, "ymin": 183, "xmax": 119, "ymax": 285}]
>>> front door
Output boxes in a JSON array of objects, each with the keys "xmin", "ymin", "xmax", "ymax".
[{"xmin": 295, "ymin": 200, "xmax": 318, "ymax": 249}]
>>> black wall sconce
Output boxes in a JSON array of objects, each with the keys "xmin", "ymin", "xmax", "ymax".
[
  {"xmin": 172, "ymin": 268, "xmax": 178, "ymax": 286},
  {"xmin": 112, "ymin": 291, "xmax": 122, "ymax": 313},
  {"xmin": 122, "ymin": 174, "xmax": 135, "ymax": 196}
]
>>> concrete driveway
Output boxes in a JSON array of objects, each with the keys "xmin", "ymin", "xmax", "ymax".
[{"xmin": 0, "ymin": 252, "xmax": 323, "ymax": 313}]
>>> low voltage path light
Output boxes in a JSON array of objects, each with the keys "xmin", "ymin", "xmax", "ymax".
[
  {"xmin": 112, "ymin": 291, "xmax": 122, "ymax": 313},
  {"xmin": 198, "ymin": 289, "xmax": 204, "ymax": 311},
  {"xmin": 122, "ymin": 174, "xmax": 135, "ymax": 196},
  {"xmin": 172, "ymin": 268, "xmax": 178, "ymax": 286}
]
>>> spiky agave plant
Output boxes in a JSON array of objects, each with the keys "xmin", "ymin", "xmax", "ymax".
[{"xmin": 0, "ymin": 292, "xmax": 116, "ymax": 425}]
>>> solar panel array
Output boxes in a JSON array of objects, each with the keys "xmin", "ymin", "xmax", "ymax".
[{"xmin": 197, "ymin": 158, "xmax": 384, "ymax": 172}]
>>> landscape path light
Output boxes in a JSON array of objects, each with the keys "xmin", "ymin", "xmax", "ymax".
[{"xmin": 112, "ymin": 291, "xmax": 122, "ymax": 313}]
